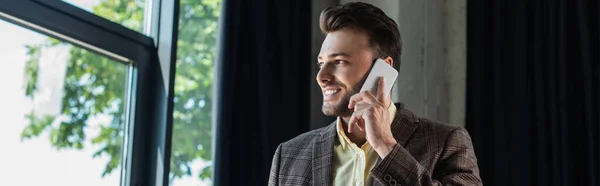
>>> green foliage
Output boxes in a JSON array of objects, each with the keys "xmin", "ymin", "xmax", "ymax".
[
  {"xmin": 24, "ymin": 45, "xmax": 40, "ymax": 98},
  {"xmin": 23, "ymin": 38, "xmax": 128, "ymax": 174},
  {"xmin": 170, "ymin": 0, "xmax": 220, "ymax": 181},
  {"xmin": 93, "ymin": 0, "xmax": 145, "ymax": 32},
  {"xmin": 21, "ymin": 112, "xmax": 55, "ymax": 140},
  {"xmin": 21, "ymin": 0, "xmax": 220, "ymax": 182}
]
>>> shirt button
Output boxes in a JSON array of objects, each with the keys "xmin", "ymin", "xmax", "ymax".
[{"xmin": 355, "ymin": 181, "xmax": 361, "ymax": 186}]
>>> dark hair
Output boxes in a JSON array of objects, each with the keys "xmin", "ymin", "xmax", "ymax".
[{"xmin": 319, "ymin": 2, "xmax": 402, "ymax": 70}]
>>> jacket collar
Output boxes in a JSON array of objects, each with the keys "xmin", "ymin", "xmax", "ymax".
[{"xmin": 390, "ymin": 102, "xmax": 419, "ymax": 147}]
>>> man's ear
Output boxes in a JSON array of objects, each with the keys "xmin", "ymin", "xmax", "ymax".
[{"xmin": 382, "ymin": 56, "xmax": 394, "ymax": 67}]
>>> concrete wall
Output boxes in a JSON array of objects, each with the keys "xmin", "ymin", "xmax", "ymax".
[
  {"xmin": 310, "ymin": 0, "xmax": 466, "ymax": 129},
  {"xmin": 444, "ymin": 0, "xmax": 467, "ymax": 127}
]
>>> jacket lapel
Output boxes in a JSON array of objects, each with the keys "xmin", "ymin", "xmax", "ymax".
[
  {"xmin": 313, "ymin": 122, "xmax": 336, "ymax": 186},
  {"xmin": 390, "ymin": 102, "xmax": 419, "ymax": 147}
]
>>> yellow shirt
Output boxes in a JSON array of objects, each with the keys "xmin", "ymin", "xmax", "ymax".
[{"xmin": 332, "ymin": 103, "xmax": 397, "ymax": 186}]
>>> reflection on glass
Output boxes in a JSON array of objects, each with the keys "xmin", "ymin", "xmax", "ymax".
[
  {"xmin": 169, "ymin": 0, "xmax": 221, "ymax": 185},
  {"xmin": 0, "ymin": 19, "xmax": 128, "ymax": 186},
  {"xmin": 62, "ymin": 0, "xmax": 145, "ymax": 33}
]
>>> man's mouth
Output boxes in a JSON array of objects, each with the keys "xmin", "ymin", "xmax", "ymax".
[
  {"xmin": 323, "ymin": 88, "xmax": 341, "ymax": 101},
  {"xmin": 324, "ymin": 89, "xmax": 340, "ymax": 96}
]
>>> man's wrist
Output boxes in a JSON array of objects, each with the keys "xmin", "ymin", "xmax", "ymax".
[{"xmin": 374, "ymin": 137, "xmax": 397, "ymax": 159}]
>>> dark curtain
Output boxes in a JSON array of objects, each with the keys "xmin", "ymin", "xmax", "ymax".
[
  {"xmin": 213, "ymin": 0, "xmax": 312, "ymax": 185},
  {"xmin": 467, "ymin": 0, "xmax": 599, "ymax": 185}
]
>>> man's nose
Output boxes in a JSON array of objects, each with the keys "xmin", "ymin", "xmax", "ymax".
[{"xmin": 316, "ymin": 66, "xmax": 334, "ymax": 86}]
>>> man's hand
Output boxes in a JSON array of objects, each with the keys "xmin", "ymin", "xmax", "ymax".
[{"xmin": 347, "ymin": 76, "xmax": 397, "ymax": 158}]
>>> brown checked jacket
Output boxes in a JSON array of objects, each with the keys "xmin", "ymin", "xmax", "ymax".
[{"xmin": 268, "ymin": 103, "xmax": 482, "ymax": 186}]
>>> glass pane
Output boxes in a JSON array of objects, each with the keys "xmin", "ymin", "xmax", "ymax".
[
  {"xmin": 63, "ymin": 0, "xmax": 145, "ymax": 33},
  {"xmin": 0, "ymin": 19, "xmax": 129, "ymax": 186},
  {"xmin": 169, "ymin": 0, "xmax": 221, "ymax": 185}
]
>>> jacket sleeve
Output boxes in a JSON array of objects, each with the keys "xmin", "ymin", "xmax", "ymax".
[
  {"xmin": 370, "ymin": 128, "xmax": 482, "ymax": 186},
  {"xmin": 268, "ymin": 144, "xmax": 283, "ymax": 186}
]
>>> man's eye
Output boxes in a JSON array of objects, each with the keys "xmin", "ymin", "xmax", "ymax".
[
  {"xmin": 335, "ymin": 60, "xmax": 345, "ymax": 65},
  {"xmin": 317, "ymin": 62, "xmax": 324, "ymax": 68}
]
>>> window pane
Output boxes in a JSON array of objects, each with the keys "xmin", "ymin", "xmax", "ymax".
[
  {"xmin": 0, "ymin": 19, "xmax": 129, "ymax": 186},
  {"xmin": 63, "ymin": 0, "xmax": 145, "ymax": 33},
  {"xmin": 169, "ymin": 0, "xmax": 221, "ymax": 185}
]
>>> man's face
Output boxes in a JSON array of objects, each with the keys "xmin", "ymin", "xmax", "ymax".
[{"xmin": 317, "ymin": 28, "xmax": 374, "ymax": 117}]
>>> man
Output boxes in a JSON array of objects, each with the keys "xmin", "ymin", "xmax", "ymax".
[{"xmin": 269, "ymin": 2, "xmax": 482, "ymax": 186}]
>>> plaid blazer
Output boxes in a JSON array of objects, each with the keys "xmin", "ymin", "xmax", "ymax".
[{"xmin": 268, "ymin": 103, "xmax": 482, "ymax": 186}]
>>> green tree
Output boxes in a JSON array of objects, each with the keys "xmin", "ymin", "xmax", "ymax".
[{"xmin": 21, "ymin": 0, "xmax": 220, "ymax": 182}]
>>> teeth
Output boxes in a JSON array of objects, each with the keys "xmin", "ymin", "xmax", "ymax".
[{"xmin": 325, "ymin": 89, "xmax": 339, "ymax": 95}]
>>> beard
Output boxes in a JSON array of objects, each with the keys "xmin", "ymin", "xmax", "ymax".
[{"xmin": 321, "ymin": 81, "xmax": 362, "ymax": 117}]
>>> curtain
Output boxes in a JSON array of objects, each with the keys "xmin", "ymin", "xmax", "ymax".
[
  {"xmin": 212, "ymin": 0, "xmax": 312, "ymax": 185},
  {"xmin": 466, "ymin": 0, "xmax": 599, "ymax": 185}
]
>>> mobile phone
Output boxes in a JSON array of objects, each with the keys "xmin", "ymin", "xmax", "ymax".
[{"xmin": 359, "ymin": 58, "xmax": 398, "ymax": 97}]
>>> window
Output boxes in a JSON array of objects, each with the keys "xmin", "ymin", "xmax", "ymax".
[
  {"xmin": 169, "ymin": 0, "xmax": 221, "ymax": 185},
  {"xmin": 0, "ymin": 19, "xmax": 130, "ymax": 186},
  {"xmin": 63, "ymin": 0, "xmax": 146, "ymax": 33},
  {"xmin": 1, "ymin": 0, "xmax": 211, "ymax": 185}
]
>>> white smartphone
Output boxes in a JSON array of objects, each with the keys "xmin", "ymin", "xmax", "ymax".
[{"xmin": 359, "ymin": 58, "xmax": 398, "ymax": 97}]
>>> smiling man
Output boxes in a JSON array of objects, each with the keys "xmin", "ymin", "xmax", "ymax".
[{"xmin": 268, "ymin": 2, "xmax": 482, "ymax": 186}]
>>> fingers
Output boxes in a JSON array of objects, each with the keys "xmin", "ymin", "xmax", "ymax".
[
  {"xmin": 348, "ymin": 91, "xmax": 379, "ymax": 109},
  {"xmin": 357, "ymin": 119, "xmax": 364, "ymax": 131},
  {"xmin": 347, "ymin": 110, "xmax": 365, "ymax": 133},
  {"xmin": 376, "ymin": 76, "xmax": 386, "ymax": 102},
  {"xmin": 349, "ymin": 101, "xmax": 368, "ymax": 133},
  {"xmin": 348, "ymin": 114, "xmax": 355, "ymax": 133},
  {"xmin": 346, "ymin": 78, "xmax": 387, "ymax": 133}
]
